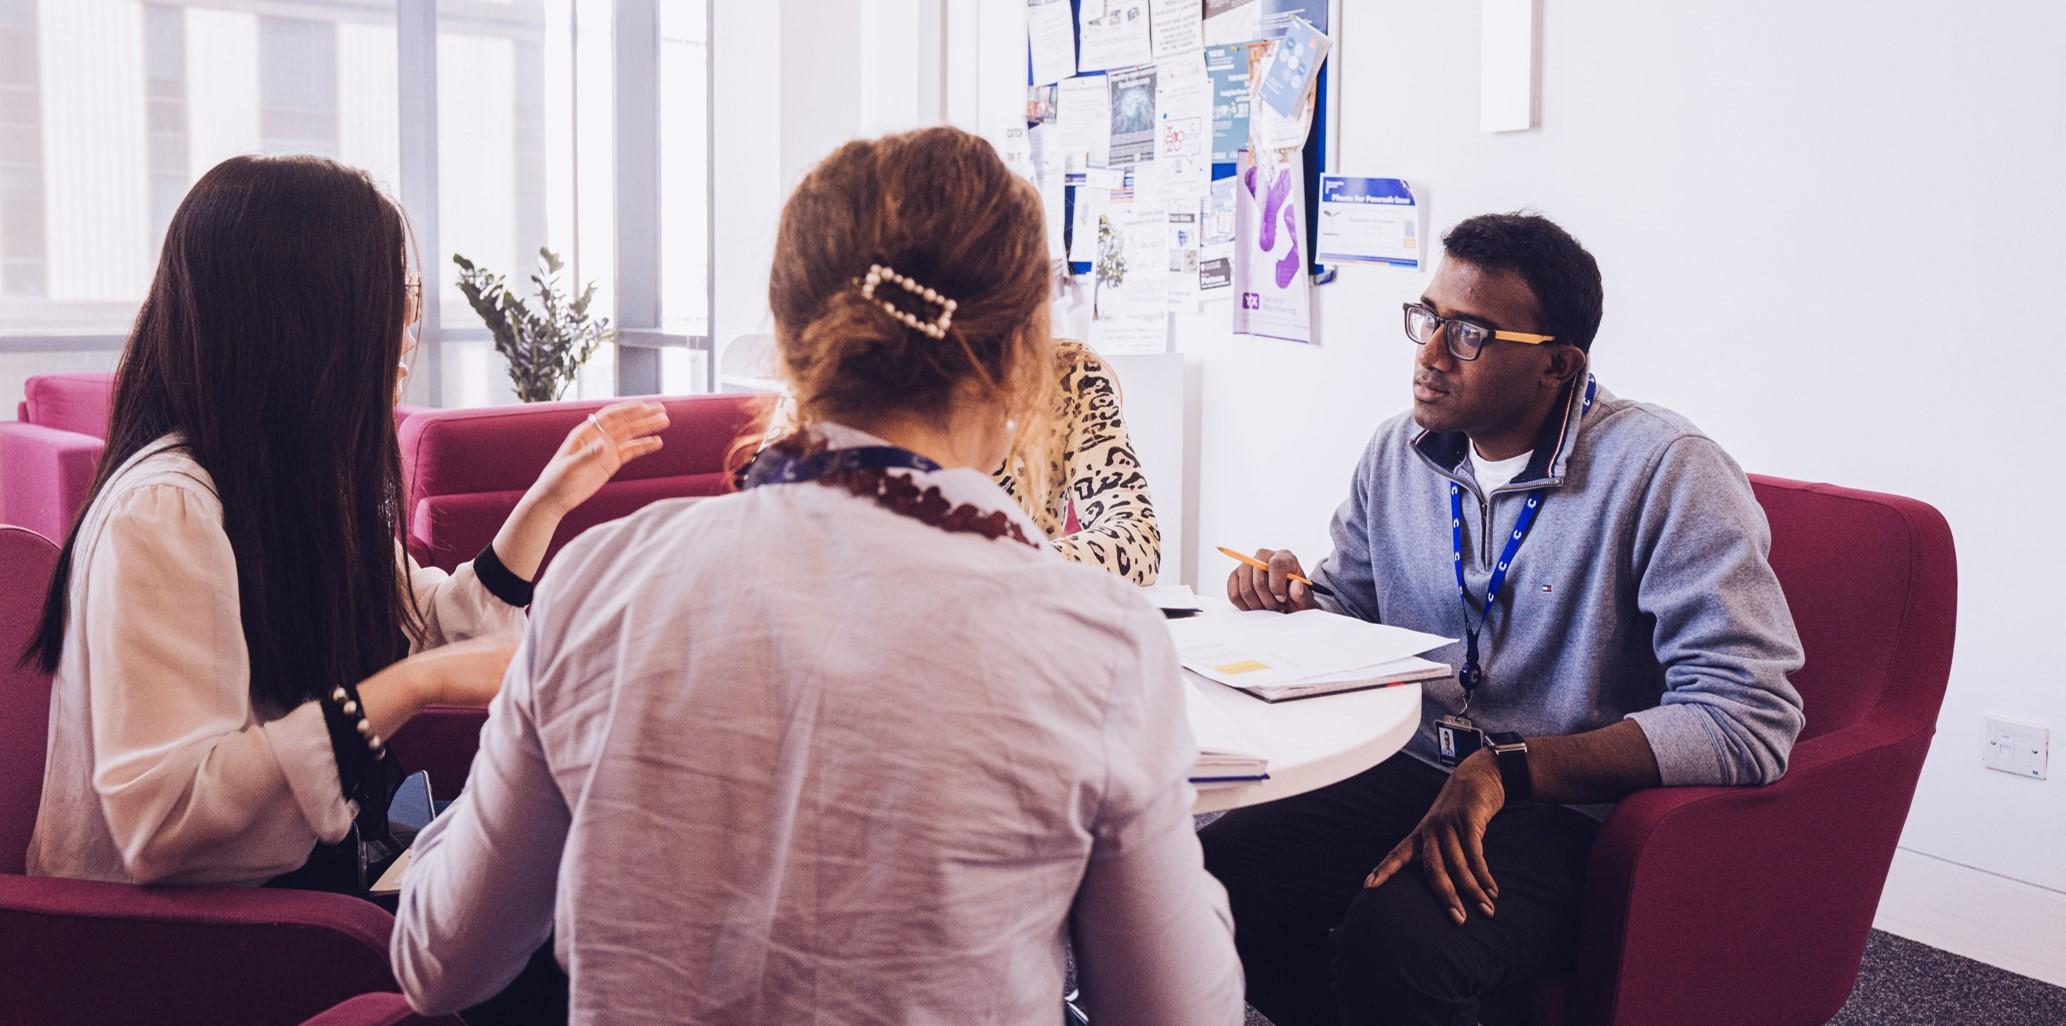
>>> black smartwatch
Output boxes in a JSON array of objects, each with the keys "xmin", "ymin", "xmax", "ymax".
[{"xmin": 1485, "ymin": 732, "xmax": 1531, "ymax": 803}]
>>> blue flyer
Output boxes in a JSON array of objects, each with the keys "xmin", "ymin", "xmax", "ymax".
[
  {"xmin": 1315, "ymin": 175, "xmax": 1421, "ymax": 268},
  {"xmin": 1256, "ymin": 16, "xmax": 1327, "ymax": 119}
]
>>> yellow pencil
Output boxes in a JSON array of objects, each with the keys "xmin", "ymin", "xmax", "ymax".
[{"xmin": 1217, "ymin": 546, "xmax": 1336, "ymax": 598}]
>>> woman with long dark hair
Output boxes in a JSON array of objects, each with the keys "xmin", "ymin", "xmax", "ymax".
[{"xmin": 23, "ymin": 154, "xmax": 667, "ymax": 891}]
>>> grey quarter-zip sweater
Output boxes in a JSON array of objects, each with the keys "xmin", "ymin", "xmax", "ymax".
[{"xmin": 1309, "ymin": 376, "xmax": 1806, "ymax": 794}]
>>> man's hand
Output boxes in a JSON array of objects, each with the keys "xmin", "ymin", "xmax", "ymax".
[
  {"xmin": 1227, "ymin": 548, "xmax": 1321, "ymax": 613},
  {"xmin": 1364, "ymin": 750, "xmax": 1506, "ymax": 924}
]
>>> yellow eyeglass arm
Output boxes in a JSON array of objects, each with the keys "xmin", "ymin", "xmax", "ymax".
[{"xmin": 1490, "ymin": 330, "xmax": 1556, "ymax": 345}]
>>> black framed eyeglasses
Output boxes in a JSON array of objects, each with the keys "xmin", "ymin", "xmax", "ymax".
[{"xmin": 1403, "ymin": 301, "xmax": 1556, "ymax": 362}]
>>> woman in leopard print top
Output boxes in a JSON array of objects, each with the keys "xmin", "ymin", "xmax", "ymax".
[
  {"xmin": 766, "ymin": 338, "xmax": 1162, "ymax": 584},
  {"xmin": 995, "ymin": 338, "xmax": 1162, "ymax": 585}
]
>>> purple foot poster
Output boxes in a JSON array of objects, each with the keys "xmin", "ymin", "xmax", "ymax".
[{"xmin": 1232, "ymin": 149, "xmax": 1313, "ymax": 344}]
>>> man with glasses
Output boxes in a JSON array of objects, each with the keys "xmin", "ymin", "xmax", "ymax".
[{"xmin": 1203, "ymin": 212, "xmax": 1806, "ymax": 1026}]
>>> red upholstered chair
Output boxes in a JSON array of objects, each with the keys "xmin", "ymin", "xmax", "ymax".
[
  {"xmin": 0, "ymin": 369, "xmax": 429, "ymax": 542},
  {"xmin": 300, "ymin": 993, "xmax": 463, "ymax": 1026},
  {"xmin": 0, "ymin": 526, "xmax": 415, "ymax": 1026},
  {"xmin": 0, "ymin": 373, "xmax": 114, "ymax": 540},
  {"xmin": 389, "ymin": 393, "xmax": 759, "ymax": 797},
  {"xmin": 388, "ymin": 705, "xmax": 493, "ymax": 800},
  {"xmin": 399, "ymin": 392, "xmax": 759, "ymax": 573},
  {"xmin": 1484, "ymin": 475, "xmax": 1959, "ymax": 1026}
]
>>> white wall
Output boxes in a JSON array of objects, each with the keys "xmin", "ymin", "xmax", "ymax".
[
  {"xmin": 1184, "ymin": 0, "xmax": 2066, "ymax": 981},
  {"xmin": 963, "ymin": 0, "xmax": 2066, "ymax": 982}
]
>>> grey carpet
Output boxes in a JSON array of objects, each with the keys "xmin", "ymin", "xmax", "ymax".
[{"xmin": 1228, "ymin": 929, "xmax": 2066, "ymax": 1025}]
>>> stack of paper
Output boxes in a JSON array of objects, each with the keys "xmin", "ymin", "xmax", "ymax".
[
  {"xmin": 1142, "ymin": 583, "xmax": 1206, "ymax": 617},
  {"xmin": 1168, "ymin": 609, "xmax": 1454, "ymax": 703},
  {"xmin": 1184, "ymin": 681, "xmax": 1268, "ymax": 787}
]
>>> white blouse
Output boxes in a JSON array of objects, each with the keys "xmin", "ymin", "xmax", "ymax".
[
  {"xmin": 27, "ymin": 437, "xmax": 525, "ymax": 887},
  {"xmin": 391, "ymin": 425, "xmax": 1244, "ymax": 1026}
]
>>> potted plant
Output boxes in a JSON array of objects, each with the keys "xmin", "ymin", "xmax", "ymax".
[{"xmin": 452, "ymin": 247, "xmax": 615, "ymax": 403}]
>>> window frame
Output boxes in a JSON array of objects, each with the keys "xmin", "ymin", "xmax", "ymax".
[{"xmin": 0, "ymin": 0, "xmax": 714, "ymax": 400}]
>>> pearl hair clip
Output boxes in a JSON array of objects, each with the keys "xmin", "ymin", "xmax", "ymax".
[{"xmin": 860, "ymin": 263, "xmax": 957, "ymax": 340}]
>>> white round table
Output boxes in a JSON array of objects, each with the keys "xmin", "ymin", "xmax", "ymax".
[{"xmin": 1188, "ymin": 670, "xmax": 1424, "ymax": 814}]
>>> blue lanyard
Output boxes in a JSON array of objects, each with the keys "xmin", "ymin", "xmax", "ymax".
[
  {"xmin": 741, "ymin": 445, "xmax": 940, "ymax": 489},
  {"xmin": 1448, "ymin": 377, "xmax": 1596, "ymax": 699}
]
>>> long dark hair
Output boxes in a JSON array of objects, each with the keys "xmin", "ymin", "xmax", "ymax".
[{"xmin": 24, "ymin": 155, "xmax": 420, "ymax": 711}]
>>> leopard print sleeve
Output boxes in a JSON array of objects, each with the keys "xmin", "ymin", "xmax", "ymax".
[{"xmin": 1051, "ymin": 344, "xmax": 1162, "ymax": 585}]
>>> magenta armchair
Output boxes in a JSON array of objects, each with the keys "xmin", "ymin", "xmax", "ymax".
[
  {"xmin": 388, "ymin": 706, "xmax": 492, "ymax": 800},
  {"xmin": 399, "ymin": 393, "xmax": 759, "ymax": 573},
  {"xmin": 0, "ymin": 526, "xmax": 419, "ymax": 1026},
  {"xmin": 0, "ymin": 373, "xmax": 113, "ymax": 540},
  {"xmin": 0, "ymin": 371, "xmax": 429, "ymax": 542},
  {"xmin": 1486, "ymin": 475, "xmax": 1958, "ymax": 1026}
]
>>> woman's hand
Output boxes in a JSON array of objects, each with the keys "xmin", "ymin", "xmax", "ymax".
[
  {"xmin": 489, "ymin": 401, "xmax": 670, "ymax": 582},
  {"xmin": 525, "ymin": 401, "xmax": 670, "ymax": 519},
  {"xmin": 356, "ymin": 634, "xmax": 521, "ymax": 737}
]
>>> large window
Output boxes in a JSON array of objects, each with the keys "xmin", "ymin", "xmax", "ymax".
[{"xmin": 0, "ymin": 0, "xmax": 712, "ymax": 408}]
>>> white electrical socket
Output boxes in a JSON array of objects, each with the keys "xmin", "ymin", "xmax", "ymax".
[{"xmin": 1983, "ymin": 717, "xmax": 2050, "ymax": 780}]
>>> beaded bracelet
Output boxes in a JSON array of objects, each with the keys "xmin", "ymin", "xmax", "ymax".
[{"xmin": 328, "ymin": 685, "xmax": 387, "ymax": 760}]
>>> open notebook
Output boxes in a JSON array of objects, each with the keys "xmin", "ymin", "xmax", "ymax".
[
  {"xmin": 1169, "ymin": 609, "xmax": 1454, "ymax": 703},
  {"xmin": 1224, "ymin": 654, "xmax": 1452, "ymax": 703},
  {"xmin": 1185, "ymin": 683, "xmax": 1268, "ymax": 786}
]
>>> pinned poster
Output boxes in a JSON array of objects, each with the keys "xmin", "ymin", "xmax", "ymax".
[
  {"xmin": 1202, "ymin": 0, "xmax": 1261, "ymax": 45},
  {"xmin": 1204, "ymin": 0, "xmax": 1322, "ymax": 46},
  {"xmin": 1055, "ymin": 74, "xmax": 1111, "ymax": 166},
  {"xmin": 1206, "ymin": 41, "xmax": 1271, "ymax": 164},
  {"xmin": 994, "ymin": 126, "xmax": 1035, "ymax": 181},
  {"xmin": 1166, "ymin": 200, "xmax": 1202, "ymax": 311},
  {"xmin": 1151, "ymin": 55, "xmax": 1212, "ymax": 197},
  {"xmin": 1261, "ymin": 0, "xmax": 1329, "ymax": 37},
  {"xmin": 1090, "ymin": 171, "xmax": 1170, "ymax": 353},
  {"xmin": 1256, "ymin": 16, "xmax": 1328, "ymax": 118},
  {"xmin": 1199, "ymin": 175, "xmax": 1237, "ymax": 295},
  {"xmin": 1070, "ymin": 181, "xmax": 1106, "ymax": 265},
  {"xmin": 1249, "ymin": 23, "xmax": 1323, "ymax": 154},
  {"xmin": 1106, "ymin": 64, "xmax": 1159, "ymax": 167},
  {"xmin": 1231, "ymin": 149, "xmax": 1311, "ymax": 344},
  {"xmin": 1038, "ymin": 165, "xmax": 1068, "ymax": 262},
  {"xmin": 1026, "ymin": 84, "xmax": 1058, "ymax": 123},
  {"xmin": 1315, "ymin": 176, "xmax": 1423, "ymax": 268},
  {"xmin": 1149, "ymin": 0, "xmax": 1204, "ymax": 60},
  {"xmin": 1078, "ymin": 0, "xmax": 1153, "ymax": 73},
  {"xmin": 1027, "ymin": 0, "xmax": 1077, "ymax": 86}
]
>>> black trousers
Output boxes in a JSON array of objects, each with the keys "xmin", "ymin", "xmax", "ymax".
[{"xmin": 1199, "ymin": 753, "xmax": 1600, "ymax": 1026}]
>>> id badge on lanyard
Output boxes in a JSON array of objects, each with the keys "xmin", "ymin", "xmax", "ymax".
[
  {"xmin": 1437, "ymin": 376, "xmax": 1595, "ymax": 769},
  {"xmin": 1435, "ymin": 713, "xmax": 1484, "ymax": 768}
]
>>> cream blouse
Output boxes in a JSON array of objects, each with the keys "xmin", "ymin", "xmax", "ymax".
[
  {"xmin": 392, "ymin": 424, "xmax": 1241, "ymax": 1025},
  {"xmin": 27, "ymin": 437, "xmax": 525, "ymax": 887}
]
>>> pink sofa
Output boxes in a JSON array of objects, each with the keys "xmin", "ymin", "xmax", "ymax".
[
  {"xmin": 1, "ymin": 372, "xmax": 433, "ymax": 542},
  {"xmin": 0, "ymin": 373, "xmax": 114, "ymax": 541},
  {"xmin": 399, "ymin": 393, "xmax": 760, "ymax": 574}
]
